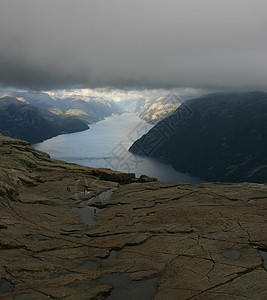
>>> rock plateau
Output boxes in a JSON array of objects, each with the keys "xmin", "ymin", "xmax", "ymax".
[{"xmin": 0, "ymin": 134, "xmax": 266, "ymax": 299}]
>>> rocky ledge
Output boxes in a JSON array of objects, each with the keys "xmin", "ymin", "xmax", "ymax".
[{"xmin": 0, "ymin": 134, "xmax": 266, "ymax": 299}]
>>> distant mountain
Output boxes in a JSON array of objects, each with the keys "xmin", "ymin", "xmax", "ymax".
[
  {"xmin": 0, "ymin": 96, "xmax": 88, "ymax": 143},
  {"xmin": 138, "ymin": 94, "xmax": 183, "ymax": 123},
  {"xmin": 57, "ymin": 96, "xmax": 122, "ymax": 123},
  {"xmin": 120, "ymin": 94, "xmax": 196, "ymax": 123},
  {"xmin": 8, "ymin": 91, "xmax": 122, "ymax": 124},
  {"xmin": 119, "ymin": 98, "xmax": 147, "ymax": 114},
  {"xmin": 0, "ymin": 91, "xmax": 122, "ymax": 143},
  {"xmin": 129, "ymin": 92, "xmax": 267, "ymax": 183}
]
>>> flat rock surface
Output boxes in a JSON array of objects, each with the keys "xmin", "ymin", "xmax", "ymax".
[{"xmin": 0, "ymin": 134, "xmax": 267, "ymax": 299}]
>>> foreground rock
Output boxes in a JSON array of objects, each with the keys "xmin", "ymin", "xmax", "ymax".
[{"xmin": 0, "ymin": 134, "xmax": 266, "ymax": 299}]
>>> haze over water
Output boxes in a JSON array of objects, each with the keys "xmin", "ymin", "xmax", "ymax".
[{"xmin": 33, "ymin": 113, "xmax": 203, "ymax": 184}]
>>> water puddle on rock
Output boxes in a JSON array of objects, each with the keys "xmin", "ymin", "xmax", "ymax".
[
  {"xmin": 190, "ymin": 226, "xmax": 198, "ymax": 232},
  {"xmin": 81, "ymin": 187, "xmax": 118, "ymax": 206},
  {"xmin": 71, "ymin": 190, "xmax": 92, "ymax": 199},
  {"xmin": 107, "ymin": 250, "xmax": 118, "ymax": 260},
  {"xmin": 248, "ymin": 197, "xmax": 267, "ymax": 203},
  {"xmin": 100, "ymin": 273, "xmax": 158, "ymax": 300},
  {"xmin": 71, "ymin": 187, "xmax": 117, "ymax": 227},
  {"xmin": 223, "ymin": 249, "xmax": 240, "ymax": 261},
  {"xmin": 258, "ymin": 249, "xmax": 267, "ymax": 267},
  {"xmin": 133, "ymin": 222, "xmax": 142, "ymax": 227},
  {"xmin": 71, "ymin": 206, "xmax": 102, "ymax": 227},
  {"xmin": 0, "ymin": 278, "xmax": 14, "ymax": 293}
]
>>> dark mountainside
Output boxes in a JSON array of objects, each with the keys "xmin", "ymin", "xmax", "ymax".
[
  {"xmin": 129, "ymin": 92, "xmax": 267, "ymax": 183},
  {"xmin": 0, "ymin": 133, "xmax": 266, "ymax": 299},
  {"xmin": 0, "ymin": 96, "xmax": 89, "ymax": 143},
  {"xmin": 0, "ymin": 92, "xmax": 122, "ymax": 143}
]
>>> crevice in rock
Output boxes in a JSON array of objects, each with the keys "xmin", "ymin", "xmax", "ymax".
[
  {"xmin": 237, "ymin": 218, "xmax": 251, "ymax": 242},
  {"xmin": 186, "ymin": 265, "xmax": 263, "ymax": 299}
]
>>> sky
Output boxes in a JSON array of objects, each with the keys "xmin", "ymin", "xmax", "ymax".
[{"xmin": 0, "ymin": 0, "xmax": 267, "ymax": 93}]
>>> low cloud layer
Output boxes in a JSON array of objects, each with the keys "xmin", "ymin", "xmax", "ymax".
[{"xmin": 0, "ymin": 0, "xmax": 267, "ymax": 91}]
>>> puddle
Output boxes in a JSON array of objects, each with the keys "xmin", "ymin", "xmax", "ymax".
[
  {"xmin": 100, "ymin": 273, "xmax": 158, "ymax": 300},
  {"xmin": 71, "ymin": 187, "xmax": 117, "ymax": 227},
  {"xmin": 133, "ymin": 222, "xmax": 142, "ymax": 227},
  {"xmin": 248, "ymin": 197, "xmax": 266, "ymax": 203},
  {"xmin": 108, "ymin": 250, "xmax": 118, "ymax": 260},
  {"xmin": 190, "ymin": 226, "xmax": 198, "ymax": 232},
  {"xmin": 223, "ymin": 249, "xmax": 240, "ymax": 261},
  {"xmin": 259, "ymin": 249, "xmax": 267, "ymax": 267},
  {"xmin": 71, "ymin": 190, "xmax": 92, "ymax": 198},
  {"xmin": 71, "ymin": 207, "xmax": 102, "ymax": 227},
  {"xmin": 0, "ymin": 278, "xmax": 14, "ymax": 293},
  {"xmin": 77, "ymin": 260, "xmax": 100, "ymax": 268},
  {"xmin": 81, "ymin": 187, "xmax": 118, "ymax": 205}
]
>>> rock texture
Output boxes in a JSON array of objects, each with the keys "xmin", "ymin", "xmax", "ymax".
[{"xmin": 0, "ymin": 134, "xmax": 267, "ymax": 299}]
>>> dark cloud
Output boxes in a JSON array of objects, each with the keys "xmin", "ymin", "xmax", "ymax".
[{"xmin": 0, "ymin": 0, "xmax": 267, "ymax": 91}]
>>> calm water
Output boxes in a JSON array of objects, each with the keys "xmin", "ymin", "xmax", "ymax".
[{"xmin": 33, "ymin": 113, "xmax": 203, "ymax": 184}]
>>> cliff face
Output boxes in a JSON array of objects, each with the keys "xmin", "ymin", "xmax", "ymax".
[
  {"xmin": 0, "ymin": 134, "xmax": 266, "ymax": 299},
  {"xmin": 130, "ymin": 92, "xmax": 267, "ymax": 183}
]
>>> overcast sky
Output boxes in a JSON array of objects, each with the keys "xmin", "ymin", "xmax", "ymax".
[{"xmin": 0, "ymin": 0, "xmax": 267, "ymax": 92}]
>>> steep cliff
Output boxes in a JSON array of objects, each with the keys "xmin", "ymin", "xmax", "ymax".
[{"xmin": 130, "ymin": 92, "xmax": 267, "ymax": 183}]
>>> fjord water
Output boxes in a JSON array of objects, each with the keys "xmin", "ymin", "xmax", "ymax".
[{"xmin": 33, "ymin": 113, "xmax": 203, "ymax": 184}]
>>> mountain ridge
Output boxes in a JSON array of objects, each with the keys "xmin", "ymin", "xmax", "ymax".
[
  {"xmin": 0, "ymin": 91, "xmax": 122, "ymax": 143},
  {"xmin": 7, "ymin": 91, "xmax": 122, "ymax": 124},
  {"xmin": 120, "ymin": 94, "xmax": 195, "ymax": 123},
  {"xmin": 129, "ymin": 91, "xmax": 267, "ymax": 183},
  {"xmin": 0, "ymin": 96, "xmax": 89, "ymax": 143}
]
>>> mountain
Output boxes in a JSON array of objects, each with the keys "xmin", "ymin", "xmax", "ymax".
[
  {"xmin": 0, "ymin": 133, "xmax": 266, "ymax": 299},
  {"xmin": 129, "ymin": 91, "xmax": 267, "ymax": 183},
  {"xmin": 57, "ymin": 95, "xmax": 122, "ymax": 123},
  {"xmin": 8, "ymin": 91, "xmax": 122, "ymax": 124},
  {"xmin": 119, "ymin": 98, "xmax": 147, "ymax": 114},
  {"xmin": 138, "ymin": 94, "xmax": 183, "ymax": 123},
  {"xmin": 0, "ymin": 96, "xmax": 88, "ymax": 143},
  {"xmin": 120, "ymin": 94, "xmax": 197, "ymax": 123},
  {"xmin": 0, "ymin": 91, "xmax": 122, "ymax": 143}
]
